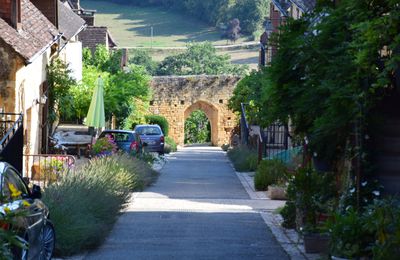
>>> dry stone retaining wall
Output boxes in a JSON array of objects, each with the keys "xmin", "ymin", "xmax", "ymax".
[{"xmin": 149, "ymin": 75, "xmax": 240, "ymax": 146}]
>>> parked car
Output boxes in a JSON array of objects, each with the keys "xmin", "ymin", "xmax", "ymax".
[
  {"xmin": 134, "ymin": 125, "xmax": 165, "ymax": 154},
  {"xmin": 0, "ymin": 162, "xmax": 55, "ymax": 260},
  {"xmin": 98, "ymin": 130, "xmax": 142, "ymax": 155}
]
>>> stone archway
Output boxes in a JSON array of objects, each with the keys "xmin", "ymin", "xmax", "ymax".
[
  {"xmin": 149, "ymin": 75, "xmax": 241, "ymax": 146},
  {"xmin": 183, "ymin": 100, "xmax": 218, "ymax": 145}
]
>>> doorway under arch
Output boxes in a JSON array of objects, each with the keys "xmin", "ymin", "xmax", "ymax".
[
  {"xmin": 184, "ymin": 110, "xmax": 211, "ymax": 145},
  {"xmin": 183, "ymin": 101, "xmax": 219, "ymax": 145}
]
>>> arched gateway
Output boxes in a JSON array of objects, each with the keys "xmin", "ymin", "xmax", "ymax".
[{"xmin": 149, "ymin": 75, "xmax": 241, "ymax": 146}]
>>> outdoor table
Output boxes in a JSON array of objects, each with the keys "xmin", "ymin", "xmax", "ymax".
[{"xmin": 60, "ymin": 141, "xmax": 91, "ymax": 159}]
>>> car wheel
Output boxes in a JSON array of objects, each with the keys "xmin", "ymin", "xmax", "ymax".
[{"xmin": 38, "ymin": 221, "xmax": 55, "ymax": 260}]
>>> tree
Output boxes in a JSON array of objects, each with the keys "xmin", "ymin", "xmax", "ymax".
[
  {"xmin": 229, "ymin": 0, "xmax": 400, "ymax": 162},
  {"xmin": 184, "ymin": 110, "xmax": 211, "ymax": 144},
  {"xmin": 156, "ymin": 42, "xmax": 248, "ymax": 75},
  {"xmin": 47, "ymin": 59, "xmax": 76, "ymax": 126},
  {"xmin": 68, "ymin": 46, "xmax": 152, "ymax": 127},
  {"xmin": 129, "ymin": 49, "xmax": 158, "ymax": 75},
  {"xmin": 224, "ymin": 18, "xmax": 241, "ymax": 42}
]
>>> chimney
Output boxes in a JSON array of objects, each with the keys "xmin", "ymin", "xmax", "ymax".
[
  {"xmin": 30, "ymin": 0, "xmax": 58, "ymax": 28},
  {"xmin": 0, "ymin": 0, "xmax": 22, "ymax": 30}
]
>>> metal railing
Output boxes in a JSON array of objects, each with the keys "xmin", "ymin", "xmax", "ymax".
[
  {"xmin": 23, "ymin": 154, "xmax": 76, "ymax": 187},
  {"xmin": 262, "ymin": 122, "xmax": 303, "ymax": 168},
  {"xmin": 240, "ymin": 103, "xmax": 249, "ymax": 145},
  {"xmin": 0, "ymin": 113, "xmax": 23, "ymax": 151}
]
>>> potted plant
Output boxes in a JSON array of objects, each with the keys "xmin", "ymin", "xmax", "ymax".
[
  {"xmin": 254, "ymin": 159, "xmax": 289, "ymax": 200},
  {"xmin": 289, "ymin": 167, "xmax": 336, "ymax": 254}
]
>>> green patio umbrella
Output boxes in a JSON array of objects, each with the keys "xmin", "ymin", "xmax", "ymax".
[{"xmin": 86, "ymin": 76, "xmax": 105, "ymax": 129}]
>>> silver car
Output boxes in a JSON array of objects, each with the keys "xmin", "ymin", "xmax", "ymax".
[
  {"xmin": 134, "ymin": 125, "xmax": 164, "ymax": 154},
  {"xmin": 0, "ymin": 162, "xmax": 55, "ymax": 259}
]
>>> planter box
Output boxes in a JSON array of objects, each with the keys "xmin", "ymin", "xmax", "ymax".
[
  {"xmin": 303, "ymin": 233, "xmax": 330, "ymax": 254},
  {"xmin": 267, "ymin": 185, "xmax": 287, "ymax": 200}
]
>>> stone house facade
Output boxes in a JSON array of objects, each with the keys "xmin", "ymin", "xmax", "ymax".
[
  {"xmin": 260, "ymin": 0, "xmax": 316, "ymax": 65},
  {"xmin": 0, "ymin": 0, "xmax": 85, "ymax": 158}
]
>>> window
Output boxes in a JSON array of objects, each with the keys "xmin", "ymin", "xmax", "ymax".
[{"xmin": 136, "ymin": 126, "xmax": 161, "ymax": 135}]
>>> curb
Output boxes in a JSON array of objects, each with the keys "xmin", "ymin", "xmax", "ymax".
[{"xmin": 226, "ymin": 157, "xmax": 319, "ymax": 260}]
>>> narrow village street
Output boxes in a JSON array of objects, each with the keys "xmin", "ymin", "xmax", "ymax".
[{"xmin": 85, "ymin": 146, "xmax": 289, "ymax": 259}]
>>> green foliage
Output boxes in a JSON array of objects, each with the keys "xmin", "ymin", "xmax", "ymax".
[
  {"xmin": 157, "ymin": 42, "xmax": 248, "ymax": 76},
  {"xmin": 92, "ymin": 136, "xmax": 118, "ymax": 156},
  {"xmin": 84, "ymin": 46, "xmax": 123, "ymax": 74},
  {"xmin": 254, "ymin": 159, "xmax": 288, "ymax": 191},
  {"xmin": 42, "ymin": 154, "xmax": 158, "ymax": 256},
  {"xmin": 164, "ymin": 136, "xmax": 177, "ymax": 153},
  {"xmin": 229, "ymin": 0, "xmax": 400, "ymax": 162},
  {"xmin": 106, "ymin": 64, "xmax": 152, "ymax": 124},
  {"xmin": 281, "ymin": 167, "xmax": 336, "ymax": 231},
  {"xmin": 70, "ymin": 46, "xmax": 152, "ymax": 126},
  {"xmin": 47, "ymin": 58, "xmax": 76, "ymax": 125},
  {"xmin": 123, "ymin": 97, "xmax": 150, "ymax": 130},
  {"xmin": 327, "ymin": 208, "xmax": 373, "ymax": 258},
  {"xmin": 228, "ymin": 69, "xmax": 269, "ymax": 125},
  {"xmin": 364, "ymin": 199, "xmax": 400, "ymax": 259},
  {"xmin": 227, "ymin": 146, "xmax": 258, "ymax": 172},
  {"xmin": 184, "ymin": 110, "xmax": 211, "ymax": 144},
  {"xmin": 129, "ymin": 49, "xmax": 158, "ymax": 75},
  {"xmin": 230, "ymin": 0, "xmax": 269, "ymax": 35},
  {"xmin": 0, "ymin": 208, "xmax": 29, "ymax": 259},
  {"xmin": 145, "ymin": 115, "xmax": 169, "ymax": 136}
]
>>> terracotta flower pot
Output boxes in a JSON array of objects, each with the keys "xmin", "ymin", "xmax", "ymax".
[{"xmin": 267, "ymin": 185, "xmax": 287, "ymax": 200}]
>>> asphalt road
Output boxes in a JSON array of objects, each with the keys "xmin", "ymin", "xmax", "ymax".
[{"xmin": 85, "ymin": 146, "xmax": 289, "ymax": 260}]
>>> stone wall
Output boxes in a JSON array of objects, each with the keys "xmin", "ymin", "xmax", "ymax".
[{"xmin": 149, "ymin": 75, "xmax": 240, "ymax": 146}]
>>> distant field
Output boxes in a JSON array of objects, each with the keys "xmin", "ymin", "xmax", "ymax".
[{"xmin": 80, "ymin": 0, "xmax": 250, "ymax": 47}]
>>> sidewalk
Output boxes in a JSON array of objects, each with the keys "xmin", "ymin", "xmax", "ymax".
[{"xmin": 234, "ymin": 170, "xmax": 321, "ymax": 260}]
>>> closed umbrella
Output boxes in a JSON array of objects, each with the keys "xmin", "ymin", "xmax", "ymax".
[
  {"xmin": 86, "ymin": 77, "xmax": 106, "ymax": 152},
  {"xmin": 86, "ymin": 76, "xmax": 105, "ymax": 128}
]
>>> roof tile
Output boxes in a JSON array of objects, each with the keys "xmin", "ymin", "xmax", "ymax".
[{"xmin": 0, "ymin": 0, "xmax": 60, "ymax": 62}]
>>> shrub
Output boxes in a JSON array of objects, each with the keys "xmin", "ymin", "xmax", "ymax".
[
  {"xmin": 221, "ymin": 144, "xmax": 230, "ymax": 151},
  {"xmin": 145, "ymin": 115, "xmax": 169, "ymax": 136},
  {"xmin": 280, "ymin": 167, "xmax": 336, "ymax": 231},
  {"xmin": 227, "ymin": 146, "xmax": 258, "ymax": 172},
  {"xmin": 254, "ymin": 159, "xmax": 287, "ymax": 191},
  {"xmin": 42, "ymin": 154, "xmax": 158, "ymax": 256},
  {"xmin": 326, "ymin": 198, "xmax": 400, "ymax": 259},
  {"xmin": 92, "ymin": 135, "xmax": 117, "ymax": 156},
  {"xmin": 165, "ymin": 136, "xmax": 177, "ymax": 153}
]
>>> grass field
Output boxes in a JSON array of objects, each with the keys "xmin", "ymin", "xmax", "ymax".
[{"xmin": 80, "ymin": 0, "xmax": 250, "ymax": 47}]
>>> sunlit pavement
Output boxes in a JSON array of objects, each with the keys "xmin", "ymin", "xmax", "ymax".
[{"xmin": 85, "ymin": 146, "xmax": 291, "ymax": 259}]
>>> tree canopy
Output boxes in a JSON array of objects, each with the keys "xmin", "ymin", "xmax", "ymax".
[
  {"xmin": 229, "ymin": 0, "xmax": 400, "ymax": 161},
  {"xmin": 156, "ymin": 42, "xmax": 248, "ymax": 76}
]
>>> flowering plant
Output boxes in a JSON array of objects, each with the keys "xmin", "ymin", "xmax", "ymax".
[
  {"xmin": 92, "ymin": 135, "xmax": 118, "ymax": 157},
  {"xmin": 0, "ymin": 184, "xmax": 31, "ymax": 258}
]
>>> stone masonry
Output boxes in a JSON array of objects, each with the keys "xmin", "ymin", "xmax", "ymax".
[{"xmin": 149, "ymin": 75, "xmax": 241, "ymax": 146}]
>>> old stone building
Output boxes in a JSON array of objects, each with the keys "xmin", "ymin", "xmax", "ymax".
[
  {"xmin": 149, "ymin": 75, "xmax": 240, "ymax": 146},
  {"xmin": 0, "ymin": 0, "xmax": 85, "ymax": 161},
  {"xmin": 260, "ymin": 0, "xmax": 316, "ymax": 65}
]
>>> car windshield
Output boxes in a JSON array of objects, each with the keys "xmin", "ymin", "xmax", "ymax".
[
  {"xmin": 136, "ymin": 127, "xmax": 161, "ymax": 135},
  {"xmin": 100, "ymin": 132, "xmax": 134, "ymax": 142}
]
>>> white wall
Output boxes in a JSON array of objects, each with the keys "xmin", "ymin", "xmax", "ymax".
[
  {"xmin": 15, "ymin": 49, "xmax": 51, "ymax": 155},
  {"xmin": 63, "ymin": 41, "xmax": 83, "ymax": 82}
]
